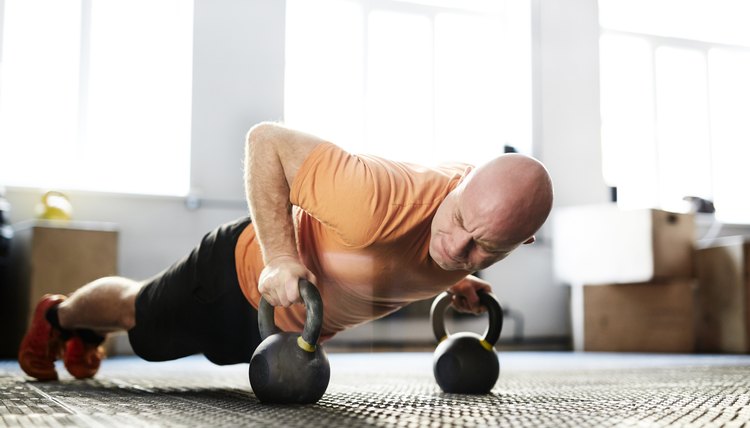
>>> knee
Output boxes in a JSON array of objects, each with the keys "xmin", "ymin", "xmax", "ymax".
[
  {"xmin": 128, "ymin": 330, "xmax": 171, "ymax": 362},
  {"xmin": 120, "ymin": 313, "xmax": 136, "ymax": 331},
  {"xmin": 119, "ymin": 280, "xmax": 142, "ymax": 330}
]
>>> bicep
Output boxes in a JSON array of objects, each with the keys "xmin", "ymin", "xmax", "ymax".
[
  {"xmin": 274, "ymin": 127, "xmax": 327, "ymax": 186},
  {"xmin": 246, "ymin": 122, "xmax": 326, "ymax": 188}
]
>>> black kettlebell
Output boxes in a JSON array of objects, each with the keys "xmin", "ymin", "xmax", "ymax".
[
  {"xmin": 430, "ymin": 290, "xmax": 504, "ymax": 394},
  {"xmin": 249, "ymin": 279, "xmax": 330, "ymax": 404}
]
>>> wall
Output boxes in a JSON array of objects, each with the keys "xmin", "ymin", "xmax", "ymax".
[
  {"xmin": 5, "ymin": 0, "xmax": 609, "ymax": 344},
  {"xmin": 466, "ymin": 0, "xmax": 608, "ymax": 342},
  {"xmin": 6, "ymin": 0, "xmax": 285, "ymax": 281}
]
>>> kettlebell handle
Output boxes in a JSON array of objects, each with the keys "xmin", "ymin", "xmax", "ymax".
[
  {"xmin": 258, "ymin": 278, "xmax": 324, "ymax": 351},
  {"xmin": 430, "ymin": 290, "xmax": 503, "ymax": 348},
  {"xmin": 42, "ymin": 190, "xmax": 69, "ymax": 205}
]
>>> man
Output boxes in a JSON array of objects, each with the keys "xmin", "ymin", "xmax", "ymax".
[{"xmin": 18, "ymin": 122, "xmax": 554, "ymax": 381}]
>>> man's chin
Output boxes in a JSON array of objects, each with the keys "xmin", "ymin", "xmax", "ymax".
[
  {"xmin": 435, "ymin": 258, "xmax": 459, "ymax": 271},
  {"xmin": 430, "ymin": 247, "xmax": 460, "ymax": 270}
]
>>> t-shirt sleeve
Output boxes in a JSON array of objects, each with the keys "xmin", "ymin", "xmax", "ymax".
[{"xmin": 290, "ymin": 143, "xmax": 392, "ymax": 247}]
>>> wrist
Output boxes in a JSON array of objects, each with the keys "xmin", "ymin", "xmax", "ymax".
[{"xmin": 265, "ymin": 253, "xmax": 300, "ymax": 265}]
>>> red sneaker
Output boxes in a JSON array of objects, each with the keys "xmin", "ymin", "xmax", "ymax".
[
  {"xmin": 18, "ymin": 294, "xmax": 68, "ymax": 381},
  {"xmin": 64, "ymin": 336, "xmax": 105, "ymax": 379}
]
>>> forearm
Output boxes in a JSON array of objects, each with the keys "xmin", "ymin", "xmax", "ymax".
[
  {"xmin": 244, "ymin": 123, "xmax": 324, "ymax": 306},
  {"xmin": 244, "ymin": 125, "xmax": 299, "ymax": 264},
  {"xmin": 244, "ymin": 123, "xmax": 323, "ymax": 265}
]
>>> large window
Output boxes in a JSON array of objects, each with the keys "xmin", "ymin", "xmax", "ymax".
[
  {"xmin": 0, "ymin": 0, "xmax": 194, "ymax": 196},
  {"xmin": 284, "ymin": 0, "xmax": 532, "ymax": 168},
  {"xmin": 598, "ymin": 0, "xmax": 750, "ymax": 223}
]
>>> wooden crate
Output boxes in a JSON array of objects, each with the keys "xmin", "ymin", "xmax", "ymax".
[
  {"xmin": 570, "ymin": 279, "xmax": 697, "ymax": 352},
  {"xmin": 694, "ymin": 236, "xmax": 750, "ymax": 353},
  {"xmin": 0, "ymin": 220, "xmax": 118, "ymax": 357}
]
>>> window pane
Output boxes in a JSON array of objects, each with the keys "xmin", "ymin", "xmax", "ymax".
[
  {"xmin": 389, "ymin": 0, "xmax": 501, "ymax": 13},
  {"xmin": 284, "ymin": 0, "xmax": 364, "ymax": 153},
  {"xmin": 366, "ymin": 10, "xmax": 433, "ymax": 163},
  {"xmin": 501, "ymin": 0, "xmax": 532, "ymax": 156},
  {"xmin": 654, "ymin": 47, "xmax": 711, "ymax": 210},
  {"xmin": 598, "ymin": 34, "xmax": 657, "ymax": 208},
  {"xmin": 85, "ymin": 0, "xmax": 193, "ymax": 195},
  {"xmin": 599, "ymin": 0, "xmax": 750, "ymax": 47},
  {"xmin": 435, "ymin": 13, "xmax": 505, "ymax": 166},
  {"xmin": 709, "ymin": 49, "xmax": 750, "ymax": 223},
  {"xmin": 0, "ymin": 0, "xmax": 192, "ymax": 196},
  {"xmin": 284, "ymin": 1, "xmax": 532, "ymax": 169},
  {"xmin": 0, "ymin": 0, "xmax": 81, "ymax": 188}
]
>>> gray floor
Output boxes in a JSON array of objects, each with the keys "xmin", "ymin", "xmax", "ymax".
[{"xmin": 3, "ymin": 351, "xmax": 750, "ymax": 427}]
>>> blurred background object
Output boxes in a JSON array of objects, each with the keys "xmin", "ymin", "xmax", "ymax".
[{"xmin": 36, "ymin": 191, "xmax": 73, "ymax": 221}]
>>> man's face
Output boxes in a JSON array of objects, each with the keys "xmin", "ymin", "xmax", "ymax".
[{"xmin": 429, "ymin": 188, "xmax": 529, "ymax": 272}]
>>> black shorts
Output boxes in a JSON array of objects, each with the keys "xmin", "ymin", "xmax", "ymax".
[{"xmin": 127, "ymin": 217, "xmax": 261, "ymax": 365}]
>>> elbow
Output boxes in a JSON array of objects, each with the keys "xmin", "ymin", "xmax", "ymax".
[
  {"xmin": 246, "ymin": 122, "xmax": 280, "ymax": 149},
  {"xmin": 245, "ymin": 122, "xmax": 280, "ymax": 167}
]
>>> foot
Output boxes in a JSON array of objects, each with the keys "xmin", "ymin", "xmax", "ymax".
[
  {"xmin": 18, "ymin": 294, "xmax": 68, "ymax": 381},
  {"xmin": 64, "ymin": 336, "xmax": 105, "ymax": 379}
]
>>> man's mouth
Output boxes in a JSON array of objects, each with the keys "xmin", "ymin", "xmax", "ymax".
[{"xmin": 439, "ymin": 241, "xmax": 466, "ymax": 269}]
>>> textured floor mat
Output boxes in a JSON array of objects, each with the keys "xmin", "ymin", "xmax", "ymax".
[{"xmin": 2, "ymin": 353, "xmax": 750, "ymax": 427}]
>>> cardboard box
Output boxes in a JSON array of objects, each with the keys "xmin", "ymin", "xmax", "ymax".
[
  {"xmin": 0, "ymin": 220, "xmax": 118, "ymax": 357},
  {"xmin": 570, "ymin": 279, "xmax": 696, "ymax": 352},
  {"xmin": 553, "ymin": 205, "xmax": 695, "ymax": 285},
  {"xmin": 694, "ymin": 236, "xmax": 750, "ymax": 353}
]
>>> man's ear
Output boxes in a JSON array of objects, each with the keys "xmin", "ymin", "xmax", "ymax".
[{"xmin": 523, "ymin": 236, "xmax": 535, "ymax": 245}]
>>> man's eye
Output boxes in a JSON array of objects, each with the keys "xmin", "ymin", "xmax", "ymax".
[{"xmin": 480, "ymin": 246, "xmax": 499, "ymax": 255}]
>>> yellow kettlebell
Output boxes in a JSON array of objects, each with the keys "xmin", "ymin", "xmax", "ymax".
[{"xmin": 38, "ymin": 191, "xmax": 73, "ymax": 221}]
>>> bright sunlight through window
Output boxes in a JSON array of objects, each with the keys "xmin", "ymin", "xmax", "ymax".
[
  {"xmin": 284, "ymin": 0, "xmax": 532, "ymax": 168},
  {"xmin": 599, "ymin": 0, "xmax": 750, "ymax": 223},
  {"xmin": 0, "ymin": 0, "xmax": 193, "ymax": 196}
]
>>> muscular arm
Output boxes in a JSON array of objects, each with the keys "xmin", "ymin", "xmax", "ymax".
[{"xmin": 244, "ymin": 122, "xmax": 325, "ymax": 306}]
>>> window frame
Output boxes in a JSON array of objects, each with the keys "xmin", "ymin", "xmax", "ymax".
[
  {"xmin": 0, "ymin": 0, "xmax": 194, "ymax": 197},
  {"xmin": 283, "ymin": 0, "xmax": 533, "ymax": 167},
  {"xmin": 599, "ymin": 26, "xmax": 750, "ymax": 223}
]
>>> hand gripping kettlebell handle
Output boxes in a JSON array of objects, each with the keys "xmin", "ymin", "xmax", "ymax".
[
  {"xmin": 430, "ymin": 290, "xmax": 504, "ymax": 347},
  {"xmin": 258, "ymin": 278, "xmax": 324, "ymax": 350}
]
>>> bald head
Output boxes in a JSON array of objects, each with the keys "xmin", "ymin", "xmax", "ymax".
[
  {"xmin": 462, "ymin": 154, "xmax": 554, "ymax": 246},
  {"xmin": 429, "ymin": 153, "xmax": 553, "ymax": 271}
]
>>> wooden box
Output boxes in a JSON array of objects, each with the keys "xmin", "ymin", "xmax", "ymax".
[
  {"xmin": 570, "ymin": 279, "xmax": 696, "ymax": 352},
  {"xmin": 0, "ymin": 220, "xmax": 118, "ymax": 357},
  {"xmin": 694, "ymin": 236, "xmax": 750, "ymax": 353},
  {"xmin": 553, "ymin": 205, "xmax": 695, "ymax": 285}
]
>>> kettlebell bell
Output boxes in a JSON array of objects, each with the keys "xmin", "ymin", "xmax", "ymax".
[
  {"xmin": 430, "ymin": 290, "xmax": 504, "ymax": 394},
  {"xmin": 249, "ymin": 278, "xmax": 330, "ymax": 404}
]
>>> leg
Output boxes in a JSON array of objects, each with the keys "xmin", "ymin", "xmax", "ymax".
[
  {"xmin": 128, "ymin": 216, "xmax": 260, "ymax": 364},
  {"xmin": 57, "ymin": 276, "xmax": 143, "ymax": 332},
  {"xmin": 19, "ymin": 217, "xmax": 258, "ymax": 381},
  {"xmin": 19, "ymin": 277, "xmax": 142, "ymax": 381}
]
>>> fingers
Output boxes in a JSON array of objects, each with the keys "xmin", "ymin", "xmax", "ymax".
[
  {"xmin": 258, "ymin": 258, "xmax": 316, "ymax": 307},
  {"xmin": 260, "ymin": 274, "xmax": 300, "ymax": 307},
  {"xmin": 262, "ymin": 278, "xmax": 296, "ymax": 307},
  {"xmin": 450, "ymin": 293, "xmax": 487, "ymax": 315},
  {"xmin": 446, "ymin": 275, "xmax": 494, "ymax": 314}
]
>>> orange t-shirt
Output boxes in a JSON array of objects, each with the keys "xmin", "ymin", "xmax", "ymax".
[{"xmin": 234, "ymin": 143, "xmax": 472, "ymax": 341}]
